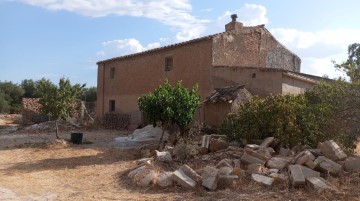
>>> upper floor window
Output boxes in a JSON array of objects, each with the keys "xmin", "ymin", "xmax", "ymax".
[
  {"xmin": 110, "ymin": 67, "xmax": 115, "ymax": 79},
  {"xmin": 165, "ymin": 57, "xmax": 173, "ymax": 71}
]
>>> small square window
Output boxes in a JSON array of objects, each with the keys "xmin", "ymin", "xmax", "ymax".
[
  {"xmin": 165, "ymin": 57, "xmax": 173, "ymax": 71},
  {"xmin": 110, "ymin": 67, "xmax": 115, "ymax": 79},
  {"xmin": 109, "ymin": 100, "xmax": 115, "ymax": 112}
]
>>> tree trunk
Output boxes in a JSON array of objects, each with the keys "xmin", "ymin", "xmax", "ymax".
[
  {"xmin": 55, "ymin": 120, "xmax": 59, "ymax": 139},
  {"xmin": 157, "ymin": 126, "xmax": 166, "ymax": 151}
]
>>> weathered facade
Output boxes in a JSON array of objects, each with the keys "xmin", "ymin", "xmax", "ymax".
[{"xmin": 96, "ymin": 17, "xmax": 321, "ymax": 126}]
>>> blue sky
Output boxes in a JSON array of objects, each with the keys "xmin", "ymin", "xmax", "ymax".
[{"xmin": 1, "ymin": 0, "xmax": 360, "ymax": 87}]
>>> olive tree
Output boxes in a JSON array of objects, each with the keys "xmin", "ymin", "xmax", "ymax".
[
  {"xmin": 37, "ymin": 78, "xmax": 85, "ymax": 138},
  {"xmin": 138, "ymin": 79, "xmax": 200, "ymax": 148}
]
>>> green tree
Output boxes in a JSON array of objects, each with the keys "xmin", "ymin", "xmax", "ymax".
[
  {"xmin": 138, "ymin": 80, "xmax": 200, "ymax": 148},
  {"xmin": 0, "ymin": 81, "xmax": 25, "ymax": 113},
  {"xmin": 37, "ymin": 78, "xmax": 85, "ymax": 139},
  {"xmin": 333, "ymin": 43, "xmax": 360, "ymax": 83},
  {"xmin": 21, "ymin": 79, "xmax": 39, "ymax": 98},
  {"xmin": 80, "ymin": 86, "xmax": 97, "ymax": 102},
  {"xmin": 0, "ymin": 91, "xmax": 11, "ymax": 113}
]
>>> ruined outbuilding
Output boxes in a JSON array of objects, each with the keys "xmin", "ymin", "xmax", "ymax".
[{"xmin": 96, "ymin": 15, "xmax": 327, "ymax": 126}]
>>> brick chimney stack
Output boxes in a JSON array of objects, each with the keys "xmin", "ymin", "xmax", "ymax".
[{"xmin": 225, "ymin": 14, "xmax": 243, "ymax": 33}]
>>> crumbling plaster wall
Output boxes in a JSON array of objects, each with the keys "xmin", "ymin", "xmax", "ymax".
[{"xmin": 212, "ymin": 26, "xmax": 301, "ymax": 72}]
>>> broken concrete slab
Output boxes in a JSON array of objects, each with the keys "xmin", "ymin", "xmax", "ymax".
[
  {"xmin": 179, "ymin": 164, "xmax": 202, "ymax": 183},
  {"xmin": 241, "ymin": 152, "xmax": 266, "ymax": 165},
  {"xmin": 244, "ymin": 144, "xmax": 260, "ymax": 150},
  {"xmin": 155, "ymin": 150, "xmax": 172, "ymax": 162},
  {"xmin": 269, "ymin": 173, "xmax": 288, "ymax": 181},
  {"xmin": 201, "ymin": 166, "xmax": 220, "ymax": 191},
  {"xmin": 295, "ymin": 150, "xmax": 315, "ymax": 165},
  {"xmin": 251, "ymin": 173, "xmax": 274, "ymax": 186},
  {"xmin": 260, "ymin": 137, "xmax": 274, "ymax": 148},
  {"xmin": 128, "ymin": 166, "xmax": 158, "ymax": 187},
  {"xmin": 299, "ymin": 165, "xmax": 321, "ymax": 178},
  {"xmin": 246, "ymin": 164, "xmax": 264, "ymax": 174},
  {"xmin": 344, "ymin": 158, "xmax": 360, "ymax": 172},
  {"xmin": 219, "ymin": 166, "xmax": 233, "ymax": 175},
  {"xmin": 209, "ymin": 138, "xmax": 229, "ymax": 152},
  {"xmin": 314, "ymin": 156, "xmax": 342, "ymax": 175},
  {"xmin": 218, "ymin": 175, "xmax": 238, "ymax": 188},
  {"xmin": 245, "ymin": 148, "xmax": 272, "ymax": 161},
  {"xmin": 266, "ymin": 157, "xmax": 290, "ymax": 170},
  {"xmin": 201, "ymin": 135, "xmax": 211, "ymax": 149},
  {"xmin": 306, "ymin": 177, "xmax": 333, "ymax": 193},
  {"xmin": 289, "ymin": 165, "xmax": 306, "ymax": 187},
  {"xmin": 135, "ymin": 158, "xmax": 154, "ymax": 165},
  {"xmin": 156, "ymin": 172, "xmax": 173, "ymax": 187},
  {"xmin": 279, "ymin": 148, "xmax": 291, "ymax": 157},
  {"xmin": 320, "ymin": 140, "xmax": 347, "ymax": 161},
  {"xmin": 304, "ymin": 158, "xmax": 316, "ymax": 169},
  {"xmin": 172, "ymin": 169, "xmax": 196, "ymax": 189},
  {"xmin": 233, "ymin": 159, "xmax": 241, "ymax": 167},
  {"xmin": 216, "ymin": 158, "xmax": 233, "ymax": 168}
]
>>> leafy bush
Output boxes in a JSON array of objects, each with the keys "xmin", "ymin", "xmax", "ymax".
[
  {"xmin": 138, "ymin": 79, "xmax": 200, "ymax": 137},
  {"xmin": 173, "ymin": 139, "xmax": 198, "ymax": 161},
  {"xmin": 221, "ymin": 80, "xmax": 360, "ymax": 150},
  {"xmin": 221, "ymin": 95, "xmax": 317, "ymax": 148}
]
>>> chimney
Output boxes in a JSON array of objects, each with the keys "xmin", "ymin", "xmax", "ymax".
[{"xmin": 225, "ymin": 14, "xmax": 243, "ymax": 33}]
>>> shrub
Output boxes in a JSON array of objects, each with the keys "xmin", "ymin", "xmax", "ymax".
[
  {"xmin": 173, "ymin": 139, "xmax": 198, "ymax": 161},
  {"xmin": 221, "ymin": 80, "xmax": 360, "ymax": 150}
]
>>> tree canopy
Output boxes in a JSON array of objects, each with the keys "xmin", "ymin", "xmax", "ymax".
[
  {"xmin": 36, "ymin": 78, "xmax": 85, "ymax": 138},
  {"xmin": 138, "ymin": 80, "xmax": 200, "ymax": 146},
  {"xmin": 333, "ymin": 43, "xmax": 360, "ymax": 83}
]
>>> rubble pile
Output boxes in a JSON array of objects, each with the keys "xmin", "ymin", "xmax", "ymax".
[
  {"xmin": 23, "ymin": 120, "xmax": 80, "ymax": 133},
  {"xmin": 21, "ymin": 98, "xmax": 42, "ymax": 125},
  {"xmin": 128, "ymin": 135, "xmax": 360, "ymax": 193}
]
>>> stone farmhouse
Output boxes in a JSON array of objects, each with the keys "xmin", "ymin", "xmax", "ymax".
[{"xmin": 96, "ymin": 15, "xmax": 326, "ymax": 127}]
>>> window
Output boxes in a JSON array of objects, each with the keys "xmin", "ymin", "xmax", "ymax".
[
  {"xmin": 110, "ymin": 67, "xmax": 115, "ymax": 79},
  {"xmin": 109, "ymin": 100, "xmax": 115, "ymax": 112},
  {"xmin": 165, "ymin": 57, "xmax": 173, "ymax": 71}
]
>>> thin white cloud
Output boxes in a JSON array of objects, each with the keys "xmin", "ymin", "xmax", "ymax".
[
  {"xmin": 97, "ymin": 38, "xmax": 161, "ymax": 59},
  {"xmin": 20, "ymin": 0, "xmax": 208, "ymax": 41},
  {"xmin": 271, "ymin": 28, "xmax": 360, "ymax": 78}
]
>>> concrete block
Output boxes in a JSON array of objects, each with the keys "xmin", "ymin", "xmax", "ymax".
[
  {"xmin": 279, "ymin": 148, "xmax": 291, "ymax": 157},
  {"xmin": 295, "ymin": 151, "xmax": 315, "ymax": 165},
  {"xmin": 266, "ymin": 157, "xmax": 290, "ymax": 170},
  {"xmin": 246, "ymin": 164, "xmax": 264, "ymax": 174},
  {"xmin": 209, "ymin": 138, "xmax": 229, "ymax": 152},
  {"xmin": 269, "ymin": 173, "xmax": 288, "ymax": 181},
  {"xmin": 156, "ymin": 172, "xmax": 173, "ymax": 187},
  {"xmin": 179, "ymin": 164, "xmax": 202, "ymax": 183},
  {"xmin": 260, "ymin": 137, "xmax": 274, "ymax": 148},
  {"xmin": 216, "ymin": 158, "xmax": 233, "ymax": 168},
  {"xmin": 320, "ymin": 140, "xmax": 347, "ymax": 161},
  {"xmin": 241, "ymin": 152, "xmax": 266, "ymax": 165},
  {"xmin": 314, "ymin": 156, "xmax": 342, "ymax": 175},
  {"xmin": 304, "ymin": 158, "xmax": 316, "ymax": 169},
  {"xmin": 244, "ymin": 144, "xmax": 260, "ymax": 150},
  {"xmin": 344, "ymin": 158, "xmax": 360, "ymax": 172},
  {"xmin": 299, "ymin": 165, "xmax": 320, "ymax": 178},
  {"xmin": 128, "ymin": 166, "xmax": 158, "ymax": 187},
  {"xmin": 289, "ymin": 165, "xmax": 305, "ymax": 187},
  {"xmin": 218, "ymin": 175, "xmax": 238, "ymax": 188},
  {"xmin": 201, "ymin": 135, "xmax": 211, "ymax": 148},
  {"xmin": 233, "ymin": 159, "xmax": 241, "ymax": 167},
  {"xmin": 251, "ymin": 174, "xmax": 274, "ymax": 186},
  {"xmin": 245, "ymin": 148, "xmax": 271, "ymax": 161},
  {"xmin": 172, "ymin": 170, "xmax": 196, "ymax": 189},
  {"xmin": 306, "ymin": 177, "xmax": 333, "ymax": 193},
  {"xmin": 219, "ymin": 166, "xmax": 233, "ymax": 175},
  {"xmin": 201, "ymin": 166, "xmax": 220, "ymax": 191},
  {"xmin": 155, "ymin": 150, "xmax": 172, "ymax": 162}
]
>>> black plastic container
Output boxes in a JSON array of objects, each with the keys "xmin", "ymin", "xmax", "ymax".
[{"xmin": 71, "ymin": 133, "xmax": 83, "ymax": 144}]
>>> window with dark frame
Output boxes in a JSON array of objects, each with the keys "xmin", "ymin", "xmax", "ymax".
[
  {"xmin": 110, "ymin": 67, "xmax": 115, "ymax": 79},
  {"xmin": 109, "ymin": 100, "xmax": 115, "ymax": 112},
  {"xmin": 165, "ymin": 57, "xmax": 173, "ymax": 71}
]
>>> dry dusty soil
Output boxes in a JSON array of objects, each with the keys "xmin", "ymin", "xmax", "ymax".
[{"xmin": 0, "ymin": 115, "xmax": 360, "ymax": 201}]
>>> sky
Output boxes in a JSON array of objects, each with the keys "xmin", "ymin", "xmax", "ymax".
[{"xmin": 1, "ymin": 0, "xmax": 360, "ymax": 87}]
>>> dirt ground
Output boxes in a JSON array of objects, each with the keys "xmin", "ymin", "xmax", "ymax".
[{"xmin": 1, "ymin": 115, "xmax": 360, "ymax": 201}]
